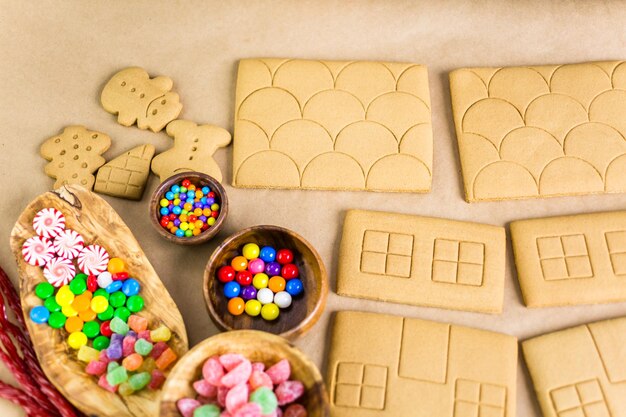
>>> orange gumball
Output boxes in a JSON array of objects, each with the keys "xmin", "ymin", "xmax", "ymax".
[
  {"xmin": 107, "ymin": 258, "xmax": 125, "ymax": 274},
  {"xmin": 71, "ymin": 294, "xmax": 91, "ymax": 313},
  {"xmin": 268, "ymin": 276, "xmax": 286, "ymax": 293},
  {"xmin": 65, "ymin": 316, "xmax": 84, "ymax": 333},
  {"xmin": 231, "ymin": 256, "xmax": 248, "ymax": 272},
  {"xmin": 227, "ymin": 297, "xmax": 245, "ymax": 316},
  {"xmin": 79, "ymin": 309, "xmax": 97, "ymax": 322}
]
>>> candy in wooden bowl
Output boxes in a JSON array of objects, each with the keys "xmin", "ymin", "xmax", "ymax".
[
  {"xmin": 159, "ymin": 330, "xmax": 329, "ymax": 417},
  {"xmin": 150, "ymin": 171, "xmax": 228, "ymax": 245},
  {"xmin": 204, "ymin": 226, "xmax": 328, "ymax": 340},
  {"xmin": 10, "ymin": 185, "xmax": 189, "ymax": 417}
]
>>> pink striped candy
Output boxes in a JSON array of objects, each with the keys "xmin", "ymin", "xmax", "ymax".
[
  {"xmin": 53, "ymin": 229, "xmax": 85, "ymax": 259},
  {"xmin": 44, "ymin": 256, "xmax": 76, "ymax": 287},
  {"xmin": 22, "ymin": 236, "xmax": 55, "ymax": 266},
  {"xmin": 77, "ymin": 245, "xmax": 109, "ymax": 275},
  {"xmin": 33, "ymin": 208, "xmax": 65, "ymax": 238}
]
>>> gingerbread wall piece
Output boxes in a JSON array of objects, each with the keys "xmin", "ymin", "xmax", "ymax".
[
  {"xmin": 511, "ymin": 210, "xmax": 626, "ymax": 307},
  {"xmin": 523, "ymin": 317, "xmax": 626, "ymax": 417},
  {"xmin": 94, "ymin": 144, "xmax": 155, "ymax": 200},
  {"xmin": 40, "ymin": 126, "xmax": 111, "ymax": 190},
  {"xmin": 151, "ymin": 120, "xmax": 231, "ymax": 182},
  {"xmin": 337, "ymin": 209, "xmax": 506, "ymax": 313},
  {"xmin": 327, "ymin": 311, "xmax": 517, "ymax": 417},
  {"xmin": 449, "ymin": 60, "xmax": 626, "ymax": 202},
  {"xmin": 100, "ymin": 67, "xmax": 183, "ymax": 132}
]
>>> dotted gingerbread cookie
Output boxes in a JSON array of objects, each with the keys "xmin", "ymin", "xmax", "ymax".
[
  {"xmin": 151, "ymin": 120, "xmax": 231, "ymax": 182},
  {"xmin": 100, "ymin": 67, "xmax": 183, "ymax": 133},
  {"xmin": 40, "ymin": 126, "xmax": 111, "ymax": 189}
]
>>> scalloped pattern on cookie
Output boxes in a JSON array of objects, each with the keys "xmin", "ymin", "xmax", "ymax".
[
  {"xmin": 233, "ymin": 58, "xmax": 433, "ymax": 192},
  {"xmin": 450, "ymin": 61, "xmax": 626, "ymax": 202}
]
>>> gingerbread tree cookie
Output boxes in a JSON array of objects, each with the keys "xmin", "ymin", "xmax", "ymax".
[
  {"xmin": 40, "ymin": 126, "xmax": 111, "ymax": 190},
  {"xmin": 100, "ymin": 67, "xmax": 183, "ymax": 133},
  {"xmin": 151, "ymin": 120, "xmax": 231, "ymax": 182},
  {"xmin": 94, "ymin": 144, "xmax": 155, "ymax": 200}
]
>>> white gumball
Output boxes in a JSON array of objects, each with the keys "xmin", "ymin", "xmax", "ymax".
[
  {"xmin": 273, "ymin": 291, "xmax": 292, "ymax": 309},
  {"xmin": 97, "ymin": 271, "xmax": 113, "ymax": 288},
  {"xmin": 257, "ymin": 288, "xmax": 274, "ymax": 305}
]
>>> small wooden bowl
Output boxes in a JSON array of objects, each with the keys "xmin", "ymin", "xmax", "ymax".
[
  {"xmin": 159, "ymin": 330, "xmax": 329, "ymax": 417},
  {"xmin": 204, "ymin": 226, "xmax": 328, "ymax": 340},
  {"xmin": 149, "ymin": 171, "xmax": 228, "ymax": 245}
]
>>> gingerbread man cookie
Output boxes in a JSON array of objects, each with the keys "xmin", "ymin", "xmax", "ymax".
[
  {"xmin": 151, "ymin": 120, "xmax": 231, "ymax": 182},
  {"xmin": 100, "ymin": 67, "xmax": 183, "ymax": 133},
  {"xmin": 40, "ymin": 126, "xmax": 111, "ymax": 190}
]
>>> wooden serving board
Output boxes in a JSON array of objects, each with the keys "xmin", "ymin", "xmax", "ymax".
[{"xmin": 9, "ymin": 185, "xmax": 189, "ymax": 417}]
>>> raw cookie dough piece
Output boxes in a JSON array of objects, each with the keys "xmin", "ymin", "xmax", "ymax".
[
  {"xmin": 100, "ymin": 67, "xmax": 183, "ymax": 132},
  {"xmin": 449, "ymin": 60, "xmax": 626, "ymax": 202},
  {"xmin": 511, "ymin": 210, "xmax": 626, "ymax": 307},
  {"xmin": 40, "ymin": 126, "xmax": 111, "ymax": 190},
  {"xmin": 151, "ymin": 119, "xmax": 231, "ymax": 182},
  {"xmin": 94, "ymin": 144, "xmax": 155, "ymax": 200},
  {"xmin": 523, "ymin": 317, "xmax": 626, "ymax": 417},
  {"xmin": 337, "ymin": 209, "xmax": 505, "ymax": 313},
  {"xmin": 232, "ymin": 58, "xmax": 433, "ymax": 192},
  {"xmin": 327, "ymin": 311, "xmax": 517, "ymax": 417}
]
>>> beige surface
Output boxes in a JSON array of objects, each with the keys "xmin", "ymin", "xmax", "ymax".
[
  {"xmin": 511, "ymin": 211, "xmax": 626, "ymax": 308},
  {"xmin": 95, "ymin": 144, "xmax": 155, "ymax": 200},
  {"xmin": 233, "ymin": 58, "xmax": 432, "ymax": 192},
  {"xmin": 1, "ymin": 1, "xmax": 626, "ymax": 416},
  {"xmin": 522, "ymin": 317, "xmax": 626, "ymax": 417},
  {"xmin": 337, "ymin": 209, "xmax": 505, "ymax": 313},
  {"xmin": 327, "ymin": 311, "xmax": 517, "ymax": 417},
  {"xmin": 450, "ymin": 61, "xmax": 626, "ymax": 202}
]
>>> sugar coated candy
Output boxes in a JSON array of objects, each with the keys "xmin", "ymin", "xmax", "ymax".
[
  {"xmin": 110, "ymin": 316, "xmax": 129, "ymax": 335},
  {"xmin": 177, "ymin": 398, "xmax": 202, "ymax": 417},
  {"xmin": 128, "ymin": 372, "xmax": 151, "ymax": 390},
  {"xmin": 283, "ymin": 404, "xmax": 307, "ymax": 417},
  {"xmin": 225, "ymin": 383, "xmax": 248, "ymax": 413},
  {"xmin": 275, "ymin": 381, "xmax": 304, "ymax": 406},
  {"xmin": 106, "ymin": 364, "xmax": 128, "ymax": 386},
  {"xmin": 155, "ymin": 347, "xmax": 177, "ymax": 370},
  {"xmin": 203, "ymin": 356, "xmax": 225, "ymax": 385},
  {"xmin": 194, "ymin": 404, "xmax": 221, "ymax": 417},
  {"xmin": 134, "ymin": 338, "xmax": 153, "ymax": 356},
  {"xmin": 219, "ymin": 353, "xmax": 245, "ymax": 370},
  {"xmin": 249, "ymin": 387, "xmax": 278, "ymax": 415},
  {"xmin": 193, "ymin": 379, "xmax": 218, "ymax": 398},
  {"xmin": 86, "ymin": 360, "xmax": 107, "ymax": 376},
  {"xmin": 266, "ymin": 359, "xmax": 290, "ymax": 385},
  {"xmin": 220, "ymin": 359, "xmax": 252, "ymax": 388},
  {"xmin": 149, "ymin": 369, "xmax": 165, "ymax": 390},
  {"xmin": 150, "ymin": 325, "xmax": 172, "ymax": 342}
]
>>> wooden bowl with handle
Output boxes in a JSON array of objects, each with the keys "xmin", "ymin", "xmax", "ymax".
[
  {"xmin": 204, "ymin": 226, "xmax": 328, "ymax": 340},
  {"xmin": 149, "ymin": 171, "xmax": 228, "ymax": 245},
  {"xmin": 159, "ymin": 330, "xmax": 330, "ymax": 417},
  {"xmin": 9, "ymin": 185, "xmax": 188, "ymax": 417}
]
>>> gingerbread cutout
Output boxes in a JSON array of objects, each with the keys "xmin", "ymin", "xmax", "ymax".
[
  {"xmin": 151, "ymin": 120, "xmax": 231, "ymax": 182},
  {"xmin": 100, "ymin": 67, "xmax": 183, "ymax": 132},
  {"xmin": 40, "ymin": 126, "xmax": 111, "ymax": 190},
  {"xmin": 94, "ymin": 144, "xmax": 155, "ymax": 200}
]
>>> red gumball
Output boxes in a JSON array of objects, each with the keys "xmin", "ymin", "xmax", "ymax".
[
  {"xmin": 211, "ymin": 211, "xmax": 219, "ymax": 218},
  {"xmin": 188, "ymin": 215, "xmax": 198, "ymax": 223},
  {"xmin": 208, "ymin": 192, "xmax": 216, "ymax": 198},
  {"xmin": 281, "ymin": 263, "xmax": 299, "ymax": 279},
  {"xmin": 168, "ymin": 213, "xmax": 177, "ymax": 221},
  {"xmin": 276, "ymin": 249, "xmax": 294, "ymax": 265},
  {"xmin": 100, "ymin": 320, "xmax": 112, "ymax": 337},
  {"xmin": 235, "ymin": 270, "xmax": 253, "ymax": 286},
  {"xmin": 217, "ymin": 266, "xmax": 236, "ymax": 283},
  {"xmin": 182, "ymin": 179, "xmax": 191, "ymax": 188},
  {"xmin": 112, "ymin": 272, "xmax": 129, "ymax": 281},
  {"xmin": 87, "ymin": 274, "xmax": 98, "ymax": 292},
  {"xmin": 160, "ymin": 217, "xmax": 169, "ymax": 228}
]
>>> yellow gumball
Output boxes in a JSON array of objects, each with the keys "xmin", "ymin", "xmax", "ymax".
[
  {"xmin": 242, "ymin": 243, "xmax": 260, "ymax": 260},
  {"xmin": 61, "ymin": 304, "xmax": 78, "ymax": 317},
  {"xmin": 245, "ymin": 300, "xmax": 262, "ymax": 317},
  {"xmin": 252, "ymin": 273, "xmax": 269, "ymax": 289},
  {"xmin": 90, "ymin": 295, "xmax": 109, "ymax": 314},
  {"xmin": 107, "ymin": 258, "xmax": 125, "ymax": 274},
  {"xmin": 67, "ymin": 332, "xmax": 88, "ymax": 349},
  {"xmin": 261, "ymin": 303, "xmax": 279, "ymax": 321},
  {"xmin": 55, "ymin": 286, "xmax": 74, "ymax": 307}
]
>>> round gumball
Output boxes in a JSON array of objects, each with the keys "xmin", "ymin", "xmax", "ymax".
[
  {"xmin": 285, "ymin": 278, "xmax": 304, "ymax": 296},
  {"xmin": 30, "ymin": 306, "xmax": 50, "ymax": 324},
  {"xmin": 273, "ymin": 291, "xmax": 292, "ymax": 309},
  {"xmin": 276, "ymin": 249, "xmax": 294, "ymax": 265},
  {"xmin": 248, "ymin": 258, "xmax": 265, "ymax": 274},
  {"xmin": 240, "ymin": 285, "xmax": 257, "ymax": 301},
  {"xmin": 107, "ymin": 258, "xmax": 125, "ymax": 274},
  {"xmin": 252, "ymin": 273, "xmax": 269, "ymax": 289},
  {"xmin": 245, "ymin": 299, "xmax": 262, "ymax": 317},
  {"xmin": 223, "ymin": 281, "xmax": 241, "ymax": 299},
  {"xmin": 259, "ymin": 246, "xmax": 276, "ymax": 263},
  {"xmin": 122, "ymin": 278, "xmax": 140, "ymax": 297},
  {"xmin": 227, "ymin": 297, "xmax": 245, "ymax": 316},
  {"xmin": 257, "ymin": 288, "xmax": 274, "ymax": 305},
  {"xmin": 217, "ymin": 266, "xmax": 236, "ymax": 283},
  {"xmin": 126, "ymin": 295, "xmax": 144, "ymax": 313},
  {"xmin": 268, "ymin": 276, "xmax": 286, "ymax": 293},
  {"xmin": 242, "ymin": 243, "xmax": 260, "ymax": 260},
  {"xmin": 48, "ymin": 312, "xmax": 66, "ymax": 329},
  {"xmin": 261, "ymin": 303, "xmax": 279, "ymax": 321},
  {"xmin": 281, "ymin": 263, "xmax": 299, "ymax": 279},
  {"xmin": 264, "ymin": 262, "xmax": 281, "ymax": 277},
  {"xmin": 231, "ymin": 256, "xmax": 248, "ymax": 272},
  {"xmin": 35, "ymin": 282, "xmax": 54, "ymax": 299},
  {"xmin": 235, "ymin": 270, "xmax": 253, "ymax": 286}
]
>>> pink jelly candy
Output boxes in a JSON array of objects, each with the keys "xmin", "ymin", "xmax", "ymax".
[
  {"xmin": 252, "ymin": 362, "xmax": 265, "ymax": 372},
  {"xmin": 266, "ymin": 359, "xmax": 290, "ymax": 385},
  {"xmin": 198, "ymin": 396, "xmax": 217, "ymax": 405},
  {"xmin": 138, "ymin": 330, "xmax": 152, "ymax": 341},
  {"xmin": 249, "ymin": 370, "xmax": 273, "ymax": 390},
  {"xmin": 283, "ymin": 404, "xmax": 307, "ymax": 417},
  {"xmin": 98, "ymin": 374, "xmax": 117, "ymax": 393},
  {"xmin": 232, "ymin": 402, "xmax": 262, "ymax": 417},
  {"xmin": 151, "ymin": 341, "xmax": 169, "ymax": 359},
  {"xmin": 226, "ymin": 383, "xmax": 249, "ymax": 413},
  {"xmin": 99, "ymin": 350, "xmax": 111, "ymax": 364},
  {"xmin": 149, "ymin": 369, "xmax": 165, "ymax": 390},
  {"xmin": 220, "ymin": 412, "xmax": 232, "ymax": 417},
  {"xmin": 203, "ymin": 356, "xmax": 226, "ymax": 386},
  {"xmin": 194, "ymin": 379, "xmax": 218, "ymax": 398},
  {"xmin": 122, "ymin": 335, "xmax": 138, "ymax": 357},
  {"xmin": 275, "ymin": 380, "xmax": 304, "ymax": 406},
  {"xmin": 86, "ymin": 360, "xmax": 107, "ymax": 376},
  {"xmin": 221, "ymin": 359, "xmax": 252, "ymax": 388},
  {"xmin": 177, "ymin": 398, "xmax": 201, "ymax": 417},
  {"xmin": 217, "ymin": 385, "xmax": 229, "ymax": 407},
  {"xmin": 219, "ymin": 353, "xmax": 246, "ymax": 371}
]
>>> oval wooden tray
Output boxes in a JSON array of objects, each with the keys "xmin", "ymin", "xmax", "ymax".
[
  {"xmin": 159, "ymin": 330, "xmax": 329, "ymax": 417},
  {"xmin": 9, "ymin": 185, "xmax": 189, "ymax": 417}
]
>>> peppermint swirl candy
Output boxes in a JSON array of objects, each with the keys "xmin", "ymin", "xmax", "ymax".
[
  {"xmin": 52, "ymin": 229, "xmax": 85, "ymax": 259},
  {"xmin": 77, "ymin": 245, "xmax": 109, "ymax": 275},
  {"xmin": 44, "ymin": 256, "xmax": 76, "ymax": 287},
  {"xmin": 33, "ymin": 208, "xmax": 65, "ymax": 238},
  {"xmin": 22, "ymin": 236, "xmax": 55, "ymax": 266}
]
